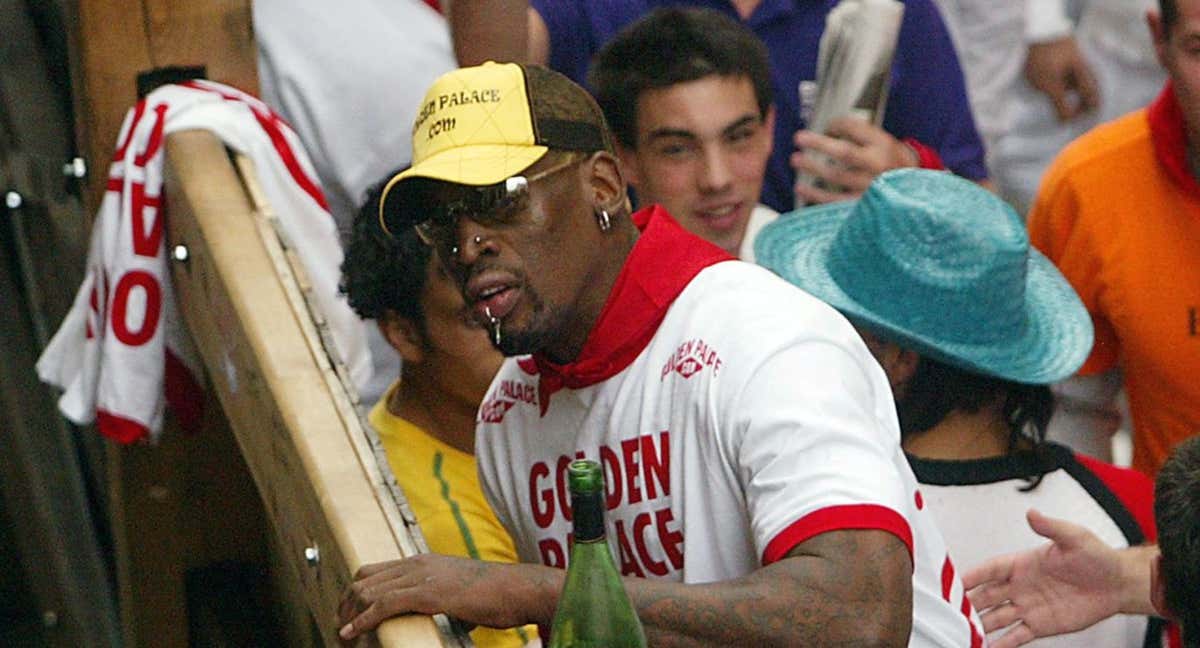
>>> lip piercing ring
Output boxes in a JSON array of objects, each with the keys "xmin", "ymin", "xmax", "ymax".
[{"xmin": 484, "ymin": 306, "xmax": 502, "ymax": 346}]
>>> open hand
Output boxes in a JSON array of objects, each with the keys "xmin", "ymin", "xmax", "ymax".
[
  {"xmin": 963, "ymin": 510, "xmax": 1129, "ymax": 648},
  {"xmin": 791, "ymin": 116, "xmax": 918, "ymax": 205}
]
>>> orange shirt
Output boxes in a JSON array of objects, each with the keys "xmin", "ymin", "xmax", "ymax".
[{"xmin": 1028, "ymin": 82, "xmax": 1200, "ymax": 476}]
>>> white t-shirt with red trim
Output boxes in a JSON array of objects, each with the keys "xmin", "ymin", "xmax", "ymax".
[
  {"xmin": 475, "ymin": 206, "xmax": 984, "ymax": 647},
  {"xmin": 909, "ymin": 444, "xmax": 1164, "ymax": 648}
]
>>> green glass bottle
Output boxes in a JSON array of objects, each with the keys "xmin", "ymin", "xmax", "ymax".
[{"xmin": 547, "ymin": 459, "xmax": 648, "ymax": 648}]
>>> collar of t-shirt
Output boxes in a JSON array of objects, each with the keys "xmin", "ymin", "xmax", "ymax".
[
  {"xmin": 1148, "ymin": 80, "xmax": 1200, "ymax": 199},
  {"xmin": 523, "ymin": 205, "xmax": 734, "ymax": 415}
]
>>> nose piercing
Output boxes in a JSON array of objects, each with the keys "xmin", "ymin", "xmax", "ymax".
[{"xmin": 473, "ymin": 235, "xmax": 483, "ymax": 245}]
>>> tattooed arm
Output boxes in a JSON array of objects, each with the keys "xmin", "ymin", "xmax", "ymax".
[
  {"xmin": 630, "ymin": 529, "xmax": 912, "ymax": 647},
  {"xmin": 338, "ymin": 528, "xmax": 913, "ymax": 646}
]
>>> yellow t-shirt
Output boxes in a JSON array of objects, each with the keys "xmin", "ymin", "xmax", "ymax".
[{"xmin": 370, "ymin": 383, "xmax": 537, "ymax": 647}]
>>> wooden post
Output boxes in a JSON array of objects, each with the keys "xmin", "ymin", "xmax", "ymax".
[
  {"xmin": 69, "ymin": 1, "xmax": 271, "ymax": 645},
  {"xmin": 69, "ymin": 3, "xmax": 463, "ymax": 644},
  {"xmin": 71, "ymin": 0, "xmax": 257, "ymax": 218},
  {"xmin": 163, "ymin": 129, "xmax": 461, "ymax": 647}
]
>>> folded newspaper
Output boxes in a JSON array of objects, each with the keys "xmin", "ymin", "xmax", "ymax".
[{"xmin": 795, "ymin": 0, "xmax": 905, "ymax": 207}]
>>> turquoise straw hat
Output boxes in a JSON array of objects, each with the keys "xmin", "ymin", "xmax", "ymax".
[{"xmin": 755, "ymin": 169, "xmax": 1093, "ymax": 385}]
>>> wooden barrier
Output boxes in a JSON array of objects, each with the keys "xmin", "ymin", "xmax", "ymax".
[
  {"xmin": 162, "ymin": 128, "xmax": 467, "ymax": 647},
  {"xmin": 72, "ymin": 0, "xmax": 259, "ymax": 217}
]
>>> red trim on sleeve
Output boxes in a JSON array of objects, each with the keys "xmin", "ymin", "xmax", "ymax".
[
  {"xmin": 1075, "ymin": 453, "xmax": 1157, "ymax": 541},
  {"xmin": 762, "ymin": 504, "xmax": 914, "ymax": 566},
  {"xmin": 902, "ymin": 138, "xmax": 946, "ymax": 171}
]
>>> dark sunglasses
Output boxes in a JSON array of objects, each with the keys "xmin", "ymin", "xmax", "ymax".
[{"xmin": 413, "ymin": 153, "xmax": 584, "ymax": 248}]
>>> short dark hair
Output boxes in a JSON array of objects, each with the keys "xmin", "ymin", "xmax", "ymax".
[
  {"xmin": 341, "ymin": 172, "xmax": 432, "ymax": 331},
  {"xmin": 896, "ymin": 356, "xmax": 1055, "ymax": 489},
  {"xmin": 587, "ymin": 7, "xmax": 774, "ymax": 149},
  {"xmin": 1156, "ymin": 435, "xmax": 1200, "ymax": 646},
  {"xmin": 1161, "ymin": 0, "xmax": 1179, "ymax": 31}
]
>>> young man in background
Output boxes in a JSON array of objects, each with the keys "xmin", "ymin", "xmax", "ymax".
[{"xmin": 447, "ymin": 0, "xmax": 984, "ymax": 213}]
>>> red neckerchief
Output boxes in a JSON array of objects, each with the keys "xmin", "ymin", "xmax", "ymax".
[
  {"xmin": 517, "ymin": 205, "xmax": 735, "ymax": 415},
  {"xmin": 1148, "ymin": 80, "xmax": 1200, "ymax": 200}
]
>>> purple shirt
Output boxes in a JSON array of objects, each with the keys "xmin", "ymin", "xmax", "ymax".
[{"xmin": 532, "ymin": 0, "xmax": 987, "ymax": 212}]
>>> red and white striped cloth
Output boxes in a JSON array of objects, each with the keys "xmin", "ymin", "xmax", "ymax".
[{"xmin": 37, "ymin": 80, "xmax": 371, "ymax": 443}]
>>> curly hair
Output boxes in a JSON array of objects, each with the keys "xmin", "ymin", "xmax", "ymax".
[
  {"xmin": 340, "ymin": 172, "xmax": 431, "ymax": 333},
  {"xmin": 896, "ymin": 356, "xmax": 1055, "ymax": 490}
]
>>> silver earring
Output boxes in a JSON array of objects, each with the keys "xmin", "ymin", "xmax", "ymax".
[
  {"xmin": 450, "ymin": 245, "xmax": 460, "ymax": 256},
  {"xmin": 597, "ymin": 209, "xmax": 612, "ymax": 232}
]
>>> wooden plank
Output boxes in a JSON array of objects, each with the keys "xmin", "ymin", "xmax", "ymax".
[
  {"xmin": 68, "ymin": 2, "xmax": 265, "ymax": 642},
  {"xmin": 162, "ymin": 129, "xmax": 463, "ymax": 647},
  {"xmin": 71, "ymin": 0, "xmax": 153, "ymax": 218},
  {"xmin": 105, "ymin": 432, "xmax": 189, "ymax": 648},
  {"xmin": 142, "ymin": 0, "xmax": 257, "ymax": 94},
  {"xmin": 72, "ymin": 0, "xmax": 257, "ymax": 218},
  {"xmin": 105, "ymin": 402, "xmax": 281, "ymax": 647},
  {"xmin": 66, "ymin": 0, "xmax": 320, "ymax": 643}
]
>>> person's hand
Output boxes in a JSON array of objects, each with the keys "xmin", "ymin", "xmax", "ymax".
[
  {"xmin": 963, "ymin": 510, "xmax": 1129, "ymax": 648},
  {"xmin": 1025, "ymin": 36, "xmax": 1100, "ymax": 121},
  {"xmin": 791, "ymin": 116, "xmax": 918, "ymax": 205},
  {"xmin": 337, "ymin": 554, "xmax": 558, "ymax": 641}
]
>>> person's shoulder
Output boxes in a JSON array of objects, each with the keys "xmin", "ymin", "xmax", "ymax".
[
  {"xmin": 1031, "ymin": 108, "xmax": 1153, "ymax": 230},
  {"xmin": 1072, "ymin": 452, "xmax": 1155, "ymax": 496},
  {"xmin": 1070, "ymin": 450, "xmax": 1157, "ymax": 539},
  {"xmin": 683, "ymin": 261, "xmax": 836, "ymax": 319},
  {"xmin": 673, "ymin": 262, "xmax": 866, "ymax": 359},
  {"xmin": 367, "ymin": 384, "xmax": 425, "ymax": 442},
  {"xmin": 1044, "ymin": 109, "xmax": 1153, "ymax": 184}
]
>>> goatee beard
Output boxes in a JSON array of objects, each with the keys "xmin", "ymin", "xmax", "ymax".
[{"xmin": 491, "ymin": 291, "xmax": 571, "ymax": 358}]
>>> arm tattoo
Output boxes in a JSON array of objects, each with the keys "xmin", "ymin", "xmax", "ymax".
[{"xmin": 625, "ymin": 529, "xmax": 913, "ymax": 647}]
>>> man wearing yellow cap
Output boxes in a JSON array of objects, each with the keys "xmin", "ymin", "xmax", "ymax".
[{"xmin": 338, "ymin": 61, "xmax": 984, "ymax": 646}]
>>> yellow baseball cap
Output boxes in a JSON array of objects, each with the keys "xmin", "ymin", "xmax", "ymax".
[{"xmin": 379, "ymin": 62, "xmax": 612, "ymax": 235}]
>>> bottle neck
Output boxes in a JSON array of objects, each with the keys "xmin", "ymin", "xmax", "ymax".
[{"xmin": 571, "ymin": 490, "xmax": 606, "ymax": 543}]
